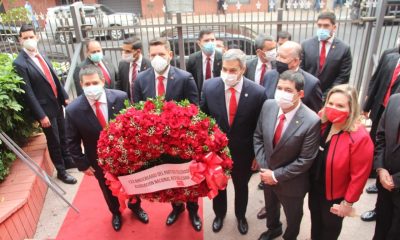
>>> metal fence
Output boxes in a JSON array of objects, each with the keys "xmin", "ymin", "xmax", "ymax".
[{"xmin": 0, "ymin": 0, "xmax": 399, "ymax": 100}]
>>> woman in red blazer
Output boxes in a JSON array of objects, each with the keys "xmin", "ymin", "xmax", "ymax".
[{"xmin": 309, "ymin": 84, "xmax": 374, "ymax": 240}]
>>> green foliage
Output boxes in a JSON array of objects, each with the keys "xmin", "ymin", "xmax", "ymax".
[
  {"xmin": 0, "ymin": 53, "xmax": 38, "ymax": 182},
  {"xmin": 0, "ymin": 7, "xmax": 30, "ymax": 24}
]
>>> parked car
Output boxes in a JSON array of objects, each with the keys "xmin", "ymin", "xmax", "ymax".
[
  {"xmin": 0, "ymin": 24, "xmax": 19, "ymax": 44},
  {"xmin": 45, "ymin": 2, "xmax": 139, "ymax": 44}
]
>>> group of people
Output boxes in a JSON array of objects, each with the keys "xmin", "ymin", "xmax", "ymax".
[{"xmin": 13, "ymin": 9, "xmax": 399, "ymax": 240}]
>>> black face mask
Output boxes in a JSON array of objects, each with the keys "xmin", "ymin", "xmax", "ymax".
[{"xmin": 276, "ymin": 60, "xmax": 289, "ymax": 74}]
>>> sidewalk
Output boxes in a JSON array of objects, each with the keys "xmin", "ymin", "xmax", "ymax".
[{"xmin": 34, "ymin": 170, "xmax": 376, "ymax": 239}]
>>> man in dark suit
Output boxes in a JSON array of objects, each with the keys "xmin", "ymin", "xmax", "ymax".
[
  {"xmin": 301, "ymin": 11, "xmax": 352, "ymax": 96},
  {"xmin": 73, "ymin": 40, "xmax": 118, "ymax": 95},
  {"xmin": 116, "ymin": 37, "xmax": 151, "ymax": 102},
  {"xmin": 361, "ymin": 46, "xmax": 399, "ymax": 221},
  {"xmin": 373, "ymin": 93, "xmax": 400, "ymax": 240},
  {"xmin": 244, "ymin": 34, "xmax": 276, "ymax": 84},
  {"xmin": 132, "ymin": 37, "xmax": 201, "ymax": 231},
  {"xmin": 201, "ymin": 49, "xmax": 266, "ymax": 235},
  {"xmin": 186, "ymin": 29, "xmax": 222, "ymax": 96},
  {"xmin": 13, "ymin": 24, "xmax": 77, "ymax": 184},
  {"xmin": 254, "ymin": 70, "xmax": 320, "ymax": 240},
  {"xmin": 277, "ymin": 31, "xmax": 291, "ymax": 48},
  {"xmin": 65, "ymin": 65, "xmax": 148, "ymax": 231}
]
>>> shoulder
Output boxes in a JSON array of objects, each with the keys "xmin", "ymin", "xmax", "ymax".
[
  {"xmin": 348, "ymin": 124, "xmax": 372, "ymax": 144},
  {"xmin": 137, "ymin": 68, "xmax": 152, "ymax": 79},
  {"xmin": 188, "ymin": 51, "xmax": 201, "ymax": 61},
  {"xmin": 265, "ymin": 69, "xmax": 278, "ymax": 78},
  {"xmin": 66, "ymin": 95, "xmax": 85, "ymax": 112},
  {"xmin": 108, "ymin": 89, "xmax": 127, "ymax": 98},
  {"xmin": 300, "ymin": 69, "xmax": 318, "ymax": 84},
  {"xmin": 300, "ymin": 104, "xmax": 320, "ymax": 122},
  {"xmin": 203, "ymin": 77, "xmax": 222, "ymax": 90},
  {"xmin": 262, "ymin": 99, "xmax": 277, "ymax": 110},
  {"xmin": 334, "ymin": 38, "xmax": 350, "ymax": 49},
  {"xmin": 246, "ymin": 57, "xmax": 257, "ymax": 66},
  {"xmin": 118, "ymin": 61, "xmax": 129, "ymax": 69},
  {"xmin": 13, "ymin": 52, "xmax": 26, "ymax": 66},
  {"xmin": 172, "ymin": 66, "xmax": 192, "ymax": 78},
  {"xmin": 301, "ymin": 37, "xmax": 316, "ymax": 46},
  {"xmin": 244, "ymin": 78, "xmax": 265, "ymax": 94}
]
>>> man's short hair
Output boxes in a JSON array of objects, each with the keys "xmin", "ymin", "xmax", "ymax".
[
  {"xmin": 222, "ymin": 49, "xmax": 247, "ymax": 69},
  {"xmin": 19, "ymin": 24, "xmax": 36, "ymax": 37},
  {"xmin": 317, "ymin": 11, "xmax": 336, "ymax": 25},
  {"xmin": 85, "ymin": 39, "xmax": 101, "ymax": 52},
  {"xmin": 277, "ymin": 31, "xmax": 292, "ymax": 41},
  {"xmin": 79, "ymin": 65, "xmax": 104, "ymax": 82},
  {"xmin": 254, "ymin": 33, "xmax": 275, "ymax": 50},
  {"xmin": 149, "ymin": 37, "xmax": 171, "ymax": 51},
  {"xmin": 123, "ymin": 37, "xmax": 143, "ymax": 50},
  {"xmin": 279, "ymin": 70, "xmax": 304, "ymax": 91},
  {"xmin": 198, "ymin": 29, "xmax": 214, "ymax": 41}
]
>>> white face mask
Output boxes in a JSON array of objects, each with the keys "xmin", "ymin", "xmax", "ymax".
[
  {"xmin": 274, "ymin": 89, "xmax": 294, "ymax": 109},
  {"xmin": 121, "ymin": 53, "xmax": 134, "ymax": 62},
  {"xmin": 221, "ymin": 71, "xmax": 240, "ymax": 87},
  {"xmin": 151, "ymin": 55, "xmax": 169, "ymax": 73},
  {"xmin": 265, "ymin": 49, "xmax": 277, "ymax": 62},
  {"xmin": 83, "ymin": 85, "xmax": 104, "ymax": 101},
  {"xmin": 23, "ymin": 39, "xmax": 38, "ymax": 52}
]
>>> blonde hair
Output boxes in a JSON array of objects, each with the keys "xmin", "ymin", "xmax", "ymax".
[{"xmin": 321, "ymin": 84, "xmax": 361, "ymax": 132}]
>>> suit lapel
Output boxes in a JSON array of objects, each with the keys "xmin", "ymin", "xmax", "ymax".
[
  {"xmin": 196, "ymin": 53, "xmax": 203, "ymax": 87},
  {"xmin": 105, "ymin": 89, "xmax": 120, "ymax": 120},
  {"xmin": 80, "ymin": 96, "xmax": 103, "ymax": 131},
  {"xmin": 320, "ymin": 38, "xmax": 338, "ymax": 73},
  {"xmin": 230, "ymin": 80, "xmax": 249, "ymax": 129},
  {"xmin": 165, "ymin": 67, "xmax": 176, "ymax": 100},
  {"xmin": 140, "ymin": 58, "xmax": 150, "ymax": 72},
  {"xmin": 216, "ymin": 79, "xmax": 229, "ymax": 130},
  {"xmin": 213, "ymin": 52, "xmax": 222, "ymax": 77},
  {"xmin": 24, "ymin": 52, "xmax": 49, "ymax": 84},
  {"xmin": 266, "ymin": 102, "xmax": 280, "ymax": 152},
  {"xmin": 392, "ymin": 103, "xmax": 400, "ymax": 152},
  {"xmin": 265, "ymin": 71, "xmax": 279, "ymax": 98}
]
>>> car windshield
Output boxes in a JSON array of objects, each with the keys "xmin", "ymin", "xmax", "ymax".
[{"xmin": 99, "ymin": 5, "xmax": 115, "ymax": 15}]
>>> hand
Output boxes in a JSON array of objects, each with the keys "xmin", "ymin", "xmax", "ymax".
[
  {"xmin": 362, "ymin": 111, "xmax": 369, "ymax": 119},
  {"xmin": 260, "ymin": 169, "xmax": 277, "ymax": 185},
  {"xmin": 330, "ymin": 202, "xmax": 355, "ymax": 217},
  {"xmin": 251, "ymin": 159, "xmax": 259, "ymax": 171},
  {"xmin": 83, "ymin": 167, "xmax": 95, "ymax": 176},
  {"xmin": 378, "ymin": 168, "xmax": 395, "ymax": 191},
  {"xmin": 40, "ymin": 116, "xmax": 51, "ymax": 128},
  {"xmin": 65, "ymin": 99, "xmax": 70, "ymax": 105}
]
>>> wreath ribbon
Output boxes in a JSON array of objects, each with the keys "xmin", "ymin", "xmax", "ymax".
[{"xmin": 104, "ymin": 172, "xmax": 136, "ymax": 212}]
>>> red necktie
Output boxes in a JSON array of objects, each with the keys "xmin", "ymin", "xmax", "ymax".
[
  {"xmin": 273, "ymin": 114, "xmax": 286, "ymax": 147},
  {"xmin": 229, "ymin": 87, "xmax": 237, "ymax": 126},
  {"xmin": 259, "ymin": 63, "xmax": 267, "ymax": 86},
  {"xmin": 157, "ymin": 76, "xmax": 165, "ymax": 96},
  {"xmin": 95, "ymin": 101, "xmax": 107, "ymax": 128},
  {"xmin": 205, "ymin": 57, "xmax": 211, "ymax": 80},
  {"xmin": 383, "ymin": 63, "xmax": 400, "ymax": 107},
  {"xmin": 35, "ymin": 54, "xmax": 58, "ymax": 97},
  {"xmin": 130, "ymin": 62, "xmax": 137, "ymax": 101},
  {"xmin": 319, "ymin": 41, "xmax": 327, "ymax": 73},
  {"xmin": 98, "ymin": 63, "xmax": 111, "ymax": 86}
]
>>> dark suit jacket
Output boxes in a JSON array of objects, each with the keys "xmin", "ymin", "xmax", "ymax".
[
  {"xmin": 13, "ymin": 50, "xmax": 69, "ymax": 121},
  {"xmin": 301, "ymin": 36, "xmax": 352, "ymax": 94},
  {"xmin": 116, "ymin": 57, "xmax": 151, "ymax": 100},
  {"xmin": 374, "ymin": 93, "xmax": 400, "ymax": 188},
  {"xmin": 263, "ymin": 69, "xmax": 323, "ymax": 113},
  {"xmin": 363, "ymin": 48, "xmax": 400, "ymax": 122},
  {"xmin": 133, "ymin": 66, "xmax": 199, "ymax": 105},
  {"xmin": 244, "ymin": 57, "xmax": 276, "ymax": 82},
  {"xmin": 186, "ymin": 51, "xmax": 222, "ymax": 96},
  {"xmin": 65, "ymin": 89, "xmax": 128, "ymax": 171},
  {"xmin": 73, "ymin": 57, "xmax": 118, "ymax": 95},
  {"xmin": 254, "ymin": 100, "xmax": 320, "ymax": 197},
  {"xmin": 200, "ymin": 77, "xmax": 266, "ymax": 171}
]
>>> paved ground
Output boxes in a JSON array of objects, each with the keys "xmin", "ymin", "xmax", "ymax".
[{"xmin": 34, "ymin": 169, "xmax": 376, "ymax": 240}]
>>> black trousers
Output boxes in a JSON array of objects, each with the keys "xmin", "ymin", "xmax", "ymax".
[
  {"xmin": 171, "ymin": 201, "xmax": 198, "ymax": 213},
  {"xmin": 213, "ymin": 168, "xmax": 252, "ymax": 219},
  {"xmin": 264, "ymin": 185, "xmax": 304, "ymax": 240},
  {"xmin": 373, "ymin": 181, "xmax": 400, "ymax": 240},
  {"xmin": 308, "ymin": 190, "xmax": 344, "ymax": 240},
  {"xmin": 93, "ymin": 164, "xmax": 121, "ymax": 215},
  {"xmin": 41, "ymin": 107, "xmax": 72, "ymax": 173}
]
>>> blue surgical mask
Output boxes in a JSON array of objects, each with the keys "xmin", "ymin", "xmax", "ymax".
[
  {"xmin": 202, "ymin": 42, "xmax": 216, "ymax": 55},
  {"xmin": 89, "ymin": 52, "xmax": 104, "ymax": 63},
  {"xmin": 83, "ymin": 85, "xmax": 104, "ymax": 101},
  {"xmin": 316, "ymin": 28, "xmax": 331, "ymax": 41}
]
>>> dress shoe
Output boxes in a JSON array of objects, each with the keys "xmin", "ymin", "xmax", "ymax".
[
  {"xmin": 131, "ymin": 206, "xmax": 149, "ymax": 223},
  {"xmin": 57, "ymin": 172, "xmax": 77, "ymax": 184},
  {"xmin": 366, "ymin": 184, "xmax": 378, "ymax": 194},
  {"xmin": 258, "ymin": 227, "xmax": 283, "ymax": 240},
  {"xmin": 257, "ymin": 207, "xmax": 267, "ymax": 219},
  {"xmin": 112, "ymin": 214, "xmax": 122, "ymax": 231},
  {"xmin": 258, "ymin": 181, "xmax": 264, "ymax": 190},
  {"xmin": 361, "ymin": 209, "xmax": 377, "ymax": 222},
  {"xmin": 212, "ymin": 216, "xmax": 224, "ymax": 232},
  {"xmin": 237, "ymin": 218, "xmax": 248, "ymax": 235},
  {"xmin": 166, "ymin": 205, "xmax": 185, "ymax": 225},
  {"xmin": 189, "ymin": 211, "xmax": 202, "ymax": 231}
]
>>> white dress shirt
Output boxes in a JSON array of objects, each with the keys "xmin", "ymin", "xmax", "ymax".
[
  {"xmin": 224, "ymin": 77, "xmax": 243, "ymax": 121},
  {"xmin": 255, "ymin": 58, "xmax": 272, "ymax": 85},
  {"xmin": 202, "ymin": 51, "xmax": 215, "ymax": 81},
  {"xmin": 319, "ymin": 36, "xmax": 334, "ymax": 57},
  {"xmin": 154, "ymin": 65, "xmax": 170, "ymax": 96},
  {"xmin": 129, "ymin": 54, "xmax": 142, "ymax": 84},
  {"xmin": 24, "ymin": 48, "xmax": 47, "ymax": 74},
  {"xmin": 87, "ymin": 90, "xmax": 108, "ymax": 122}
]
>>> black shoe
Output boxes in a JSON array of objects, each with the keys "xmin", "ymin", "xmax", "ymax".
[
  {"xmin": 57, "ymin": 172, "xmax": 77, "ymax": 184},
  {"xmin": 366, "ymin": 184, "xmax": 378, "ymax": 194},
  {"xmin": 258, "ymin": 227, "xmax": 283, "ymax": 240},
  {"xmin": 166, "ymin": 205, "xmax": 185, "ymax": 225},
  {"xmin": 361, "ymin": 210, "xmax": 377, "ymax": 222},
  {"xmin": 257, "ymin": 207, "xmax": 267, "ymax": 219},
  {"xmin": 212, "ymin": 216, "xmax": 224, "ymax": 232},
  {"xmin": 258, "ymin": 181, "xmax": 264, "ymax": 190},
  {"xmin": 237, "ymin": 218, "xmax": 248, "ymax": 235},
  {"xmin": 189, "ymin": 211, "xmax": 202, "ymax": 231},
  {"xmin": 112, "ymin": 214, "xmax": 122, "ymax": 231},
  {"xmin": 130, "ymin": 206, "xmax": 149, "ymax": 224}
]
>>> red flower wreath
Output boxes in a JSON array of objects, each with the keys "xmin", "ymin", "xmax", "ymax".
[{"xmin": 97, "ymin": 98, "xmax": 232, "ymax": 209}]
